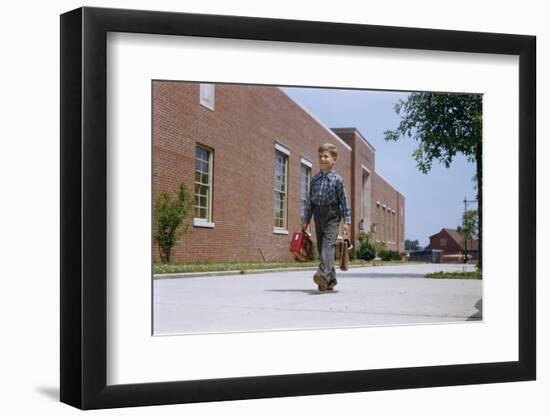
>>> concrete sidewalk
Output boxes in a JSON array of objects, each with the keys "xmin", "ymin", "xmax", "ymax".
[{"xmin": 153, "ymin": 263, "xmax": 481, "ymax": 335}]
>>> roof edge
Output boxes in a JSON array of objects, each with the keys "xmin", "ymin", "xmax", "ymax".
[
  {"xmin": 277, "ymin": 88, "xmax": 352, "ymax": 152},
  {"xmin": 331, "ymin": 127, "xmax": 376, "ymax": 153}
]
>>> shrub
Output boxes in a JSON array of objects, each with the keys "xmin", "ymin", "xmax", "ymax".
[
  {"xmin": 373, "ymin": 240, "xmax": 387, "ymax": 257},
  {"xmin": 357, "ymin": 232, "xmax": 375, "ymax": 261},
  {"xmin": 378, "ymin": 250, "xmax": 402, "ymax": 261},
  {"xmin": 153, "ymin": 184, "xmax": 193, "ymax": 263}
]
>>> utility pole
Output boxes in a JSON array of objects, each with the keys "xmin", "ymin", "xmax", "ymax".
[{"xmin": 462, "ymin": 197, "xmax": 477, "ymax": 263}]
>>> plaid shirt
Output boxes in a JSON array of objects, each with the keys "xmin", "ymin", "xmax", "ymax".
[{"xmin": 302, "ymin": 169, "xmax": 352, "ymax": 225}]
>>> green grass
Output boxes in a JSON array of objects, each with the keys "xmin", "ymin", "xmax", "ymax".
[
  {"xmin": 426, "ymin": 270, "xmax": 482, "ymax": 279},
  {"xmin": 154, "ymin": 259, "xmax": 418, "ymax": 275}
]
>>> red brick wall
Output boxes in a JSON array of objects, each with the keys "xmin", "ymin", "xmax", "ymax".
[
  {"xmin": 153, "ymin": 82, "xmax": 405, "ymax": 262},
  {"xmin": 331, "ymin": 129, "xmax": 376, "ymax": 247},
  {"xmin": 397, "ymin": 192, "xmax": 405, "ymax": 252},
  {"xmin": 153, "ymin": 82, "xmax": 353, "ymax": 263},
  {"xmin": 372, "ymin": 173, "xmax": 404, "ymax": 252}
]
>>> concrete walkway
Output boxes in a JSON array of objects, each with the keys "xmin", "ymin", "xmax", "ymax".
[{"xmin": 153, "ymin": 263, "xmax": 481, "ymax": 335}]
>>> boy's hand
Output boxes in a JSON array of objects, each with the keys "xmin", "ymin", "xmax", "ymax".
[
  {"xmin": 302, "ymin": 223, "xmax": 309, "ymax": 232},
  {"xmin": 343, "ymin": 224, "xmax": 349, "ymax": 236}
]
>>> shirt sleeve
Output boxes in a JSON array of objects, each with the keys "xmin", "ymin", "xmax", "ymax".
[
  {"xmin": 301, "ymin": 179, "xmax": 313, "ymax": 225},
  {"xmin": 336, "ymin": 177, "xmax": 352, "ymax": 224}
]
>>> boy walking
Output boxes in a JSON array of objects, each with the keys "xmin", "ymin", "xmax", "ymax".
[{"xmin": 302, "ymin": 143, "xmax": 351, "ymax": 292}]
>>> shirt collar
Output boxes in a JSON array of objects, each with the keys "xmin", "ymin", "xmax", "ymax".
[{"xmin": 315, "ymin": 168, "xmax": 336, "ymax": 179}]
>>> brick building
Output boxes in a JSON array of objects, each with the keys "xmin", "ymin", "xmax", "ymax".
[
  {"xmin": 425, "ymin": 228, "xmax": 479, "ymax": 260},
  {"xmin": 153, "ymin": 82, "xmax": 405, "ymax": 263}
]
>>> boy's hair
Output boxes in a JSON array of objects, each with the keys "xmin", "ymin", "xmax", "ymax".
[{"xmin": 319, "ymin": 143, "xmax": 338, "ymax": 159}]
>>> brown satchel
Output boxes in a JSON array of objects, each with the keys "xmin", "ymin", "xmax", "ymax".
[{"xmin": 339, "ymin": 238, "xmax": 353, "ymax": 271}]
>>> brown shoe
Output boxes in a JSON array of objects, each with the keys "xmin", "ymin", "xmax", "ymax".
[
  {"xmin": 326, "ymin": 278, "xmax": 338, "ymax": 291},
  {"xmin": 313, "ymin": 273, "xmax": 327, "ymax": 292}
]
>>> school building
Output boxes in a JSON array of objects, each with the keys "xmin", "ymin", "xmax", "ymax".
[{"xmin": 153, "ymin": 81, "xmax": 405, "ymax": 263}]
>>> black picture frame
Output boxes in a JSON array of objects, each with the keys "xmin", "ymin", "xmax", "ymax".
[{"xmin": 60, "ymin": 6, "xmax": 536, "ymax": 410}]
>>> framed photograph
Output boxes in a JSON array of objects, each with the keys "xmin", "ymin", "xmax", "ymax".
[{"xmin": 60, "ymin": 6, "xmax": 536, "ymax": 410}]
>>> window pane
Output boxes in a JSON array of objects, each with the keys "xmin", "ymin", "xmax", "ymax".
[
  {"xmin": 194, "ymin": 145, "xmax": 213, "ymax": 221},
  {"xmin": 274, "ymin": 151, "xmax": 288, "ymax": 229}
]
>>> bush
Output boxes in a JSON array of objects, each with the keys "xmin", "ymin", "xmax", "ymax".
[
  {"xmin": 153, "ymin": 184, "xmax": 193, "ymax": 263},
  {"xmin": 378, "ymin": 250, "xmax": 402, "ymax": 261},
  {"xmin": 373, "ymin": 240, "xmax": 387, "ymax": 256},
  {"xmin": 357, "ymin": 232, "xmax": 375, "ymax": 261}
]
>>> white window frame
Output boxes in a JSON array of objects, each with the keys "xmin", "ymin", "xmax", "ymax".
[
  {"xmin": 274, "ymin": 146, "xmax": 289, "ymax": 234},
  {"xmin": 382, "ymin": 204, "xmax": 387, "ymax": 242},
  {"xmin": 300, "ymin": 159, "xmax": 312, "ymax": 234},
  {"xmin": 361, "ymin": 165, "xmax": 371, "ymax": 235},
  {"xmin": 199, "ymin": 83, "xmax": 215, "ymax": 111},
  {"xmin": 388, "ymin": 207, "xmax": 394, "ymax": 244},
  {"xmin": 300, "ymin": 156, "xmax": 313, "ymax": 168},
  {"xmin": 193, "ymin": 144, "xmax": 215, "ymax": 228},
  {"xmin": 376, "ymin": 202, "xmax": 381, "ymax": 242},
  {"xmin": 275, "ymin": 142, "xmax": 290, "ymax": 156},
  {"xmin": 392, "ymin": 209, "xmax": 396, "ymax": 243}
]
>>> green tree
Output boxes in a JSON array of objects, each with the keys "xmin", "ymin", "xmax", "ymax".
[
  {"xmin": 461, "ymin": 209, "xmax": 479, "ymax": 240},
  {"xmin": 154, "ymin": 184, "xmax": 193, "ymax": 263},
  {"xmin": 460, "ymin": 209, "xmax": 479, "ymax": 262},
  {"xmin": 405, "ymin": 239, "xmax": 420, "ymax": 251},
  {"xmin": 384, "ymin": 92, "xmax": 483, "ymax": 267}
]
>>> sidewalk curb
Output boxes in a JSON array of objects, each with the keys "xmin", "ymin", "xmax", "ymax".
[
  {"xmin": 154, "ymin": 267, "xmax": 318, "ymax": 280},
  {"xmin": 153, "ymin": 264, "xmax": 373, "ymax": 280}
]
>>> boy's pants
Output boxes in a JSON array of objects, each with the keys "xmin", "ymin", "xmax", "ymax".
[{"xmin": 313, "ymin": 205, "xmax": 341, "ymax": 282}]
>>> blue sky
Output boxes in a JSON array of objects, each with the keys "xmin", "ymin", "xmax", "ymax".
[{"xmin": 282, "ymin": 86, "xmax": 478, "ymax": 247}]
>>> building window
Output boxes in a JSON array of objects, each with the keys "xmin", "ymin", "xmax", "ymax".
[
  {"xmin": 393, "ymin": 211, "xmax": 396, "ymax": 242},
  {"xmin": 440, "ymin": 238, "xmax": 447, "ymax": 246},
  {"xmin": 274, "ymin": 150, "xmax": 289, "ymax": 231},
  {"xmin": 386, "ymin": 207, "xmax": 391, "ymax": 242},
  {"xmin": 194, "ymin": 145, "xmax": 213, "ymax": 224},
  {"xmin": 385, "ymin": 206, "xmax": 390, "ymax": 242},
  {"xmin": 199, "ymin": 83, "xmax": 215, "ymax": 110},
  {"xmin": 362, "ymin": 170, "xmax": 371, "ymax": 233},
  {"xmin": 388, "ymin": 208, "xmax": 392, "ymax": 242},
  {"xmin": 376, "ymin": 203, "xmax": 381, "ymax": 239},
  {"xmin": 389, "ymin": 209, "xmax": 392, "ymax": 242},
  {"xmin": 390, "ymin": 210, "xmax": 394, "ymax": 242},
  {"xmin": 300, "ymin": 162, "xmax": 311, "ymax": 226}
]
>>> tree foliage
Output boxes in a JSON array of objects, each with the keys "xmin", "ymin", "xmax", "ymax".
[
  {"xmin": 154, "ymin": 184, "xmax": 193, "ymax": 263},
  {"xmin": 384, "ymin": 92, "xmax": 482, "ymax": 174},
  {"xmin": 460, "ymin": 209, "xmax": 479, "ymax": 240},
  {"xmin": 384, "ymin": 92, "xmax": 483, "ymax": 267},
  {"xmin": 405, "ymin": 239, "xmax": 420, "ymax": 251}
]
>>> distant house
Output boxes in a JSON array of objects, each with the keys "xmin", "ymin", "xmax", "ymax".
[{"xmin": 425, "ymin": 228, "xmax": 478, "ymax": 260}]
